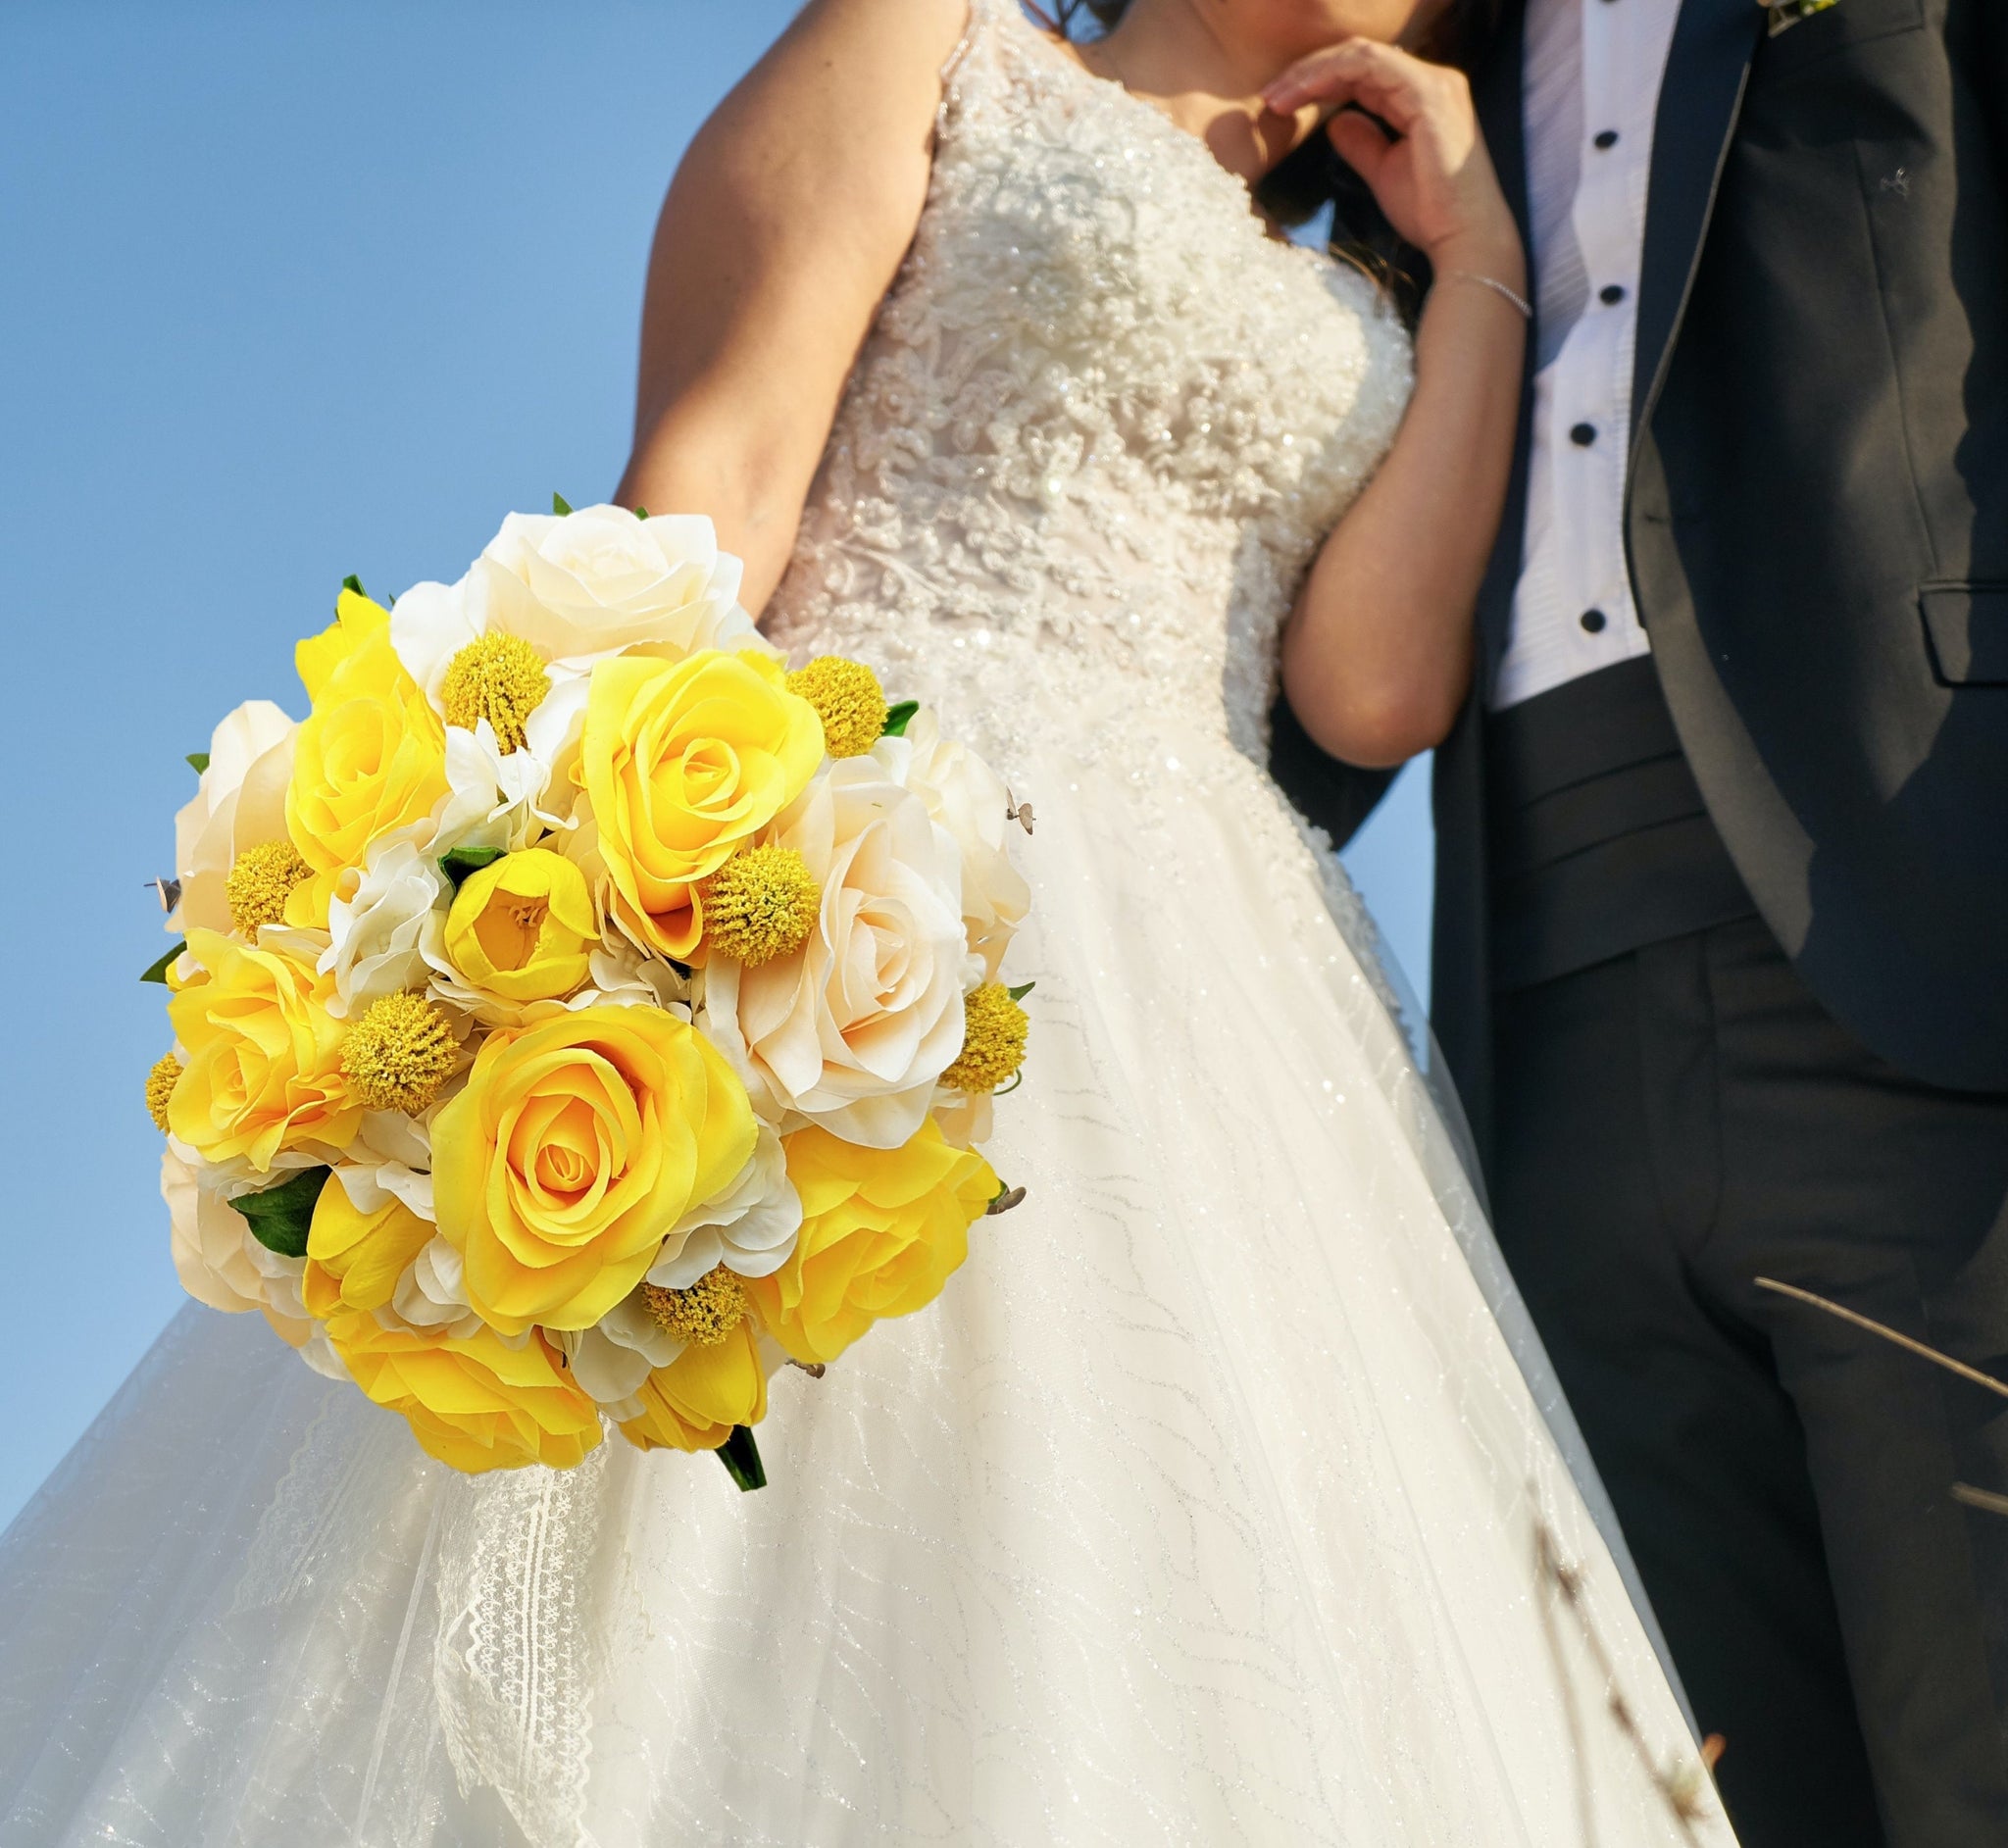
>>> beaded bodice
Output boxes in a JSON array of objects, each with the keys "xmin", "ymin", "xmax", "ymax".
[{"xmin": 765, "ymin": 0, "xmax": 1415, "ymax": 773}]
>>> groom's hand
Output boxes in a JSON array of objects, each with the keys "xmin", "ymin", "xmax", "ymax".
[{"xmin": 1262, "ymin": 41, "xmax": 1522, "ymax": 285}]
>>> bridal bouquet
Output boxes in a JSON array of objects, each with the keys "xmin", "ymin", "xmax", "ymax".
[{"xmin": 144, "ymin": 502, "xmax": 1030, "ymax": 1485}]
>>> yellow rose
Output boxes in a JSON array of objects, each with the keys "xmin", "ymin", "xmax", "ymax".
[
  {"xmin": 443, "ymin": 848, "xmax": 597, "ymax": 1002},
  {"xmin": 746, "ymin": 1118, "xmax": 997, "ymax": 1366},
  {"xmin": 167, "ymin": 927, "xmax": 361, "ymax": 1172},
  {"xmin": 580, "ymin": 649, "xmax": 825, "ymax": 961},
  {"xmin": 302, "ymin": 1179, "xmax": 434, "ymax": 1319},
  {"xmin": 431, "ymin": 1005, "xmax": 757, "ymax": 1335},
  {"xmin": 285, "ymin": 588, "xmax": 450, "ymax": 925},
  {"xmin": 325, "ymin": 1311, "xmax": 602, "ymax": 1473},
  {"xmin": 617, "ymin": 1320, "xmax": 769, "ymax": 1453}
]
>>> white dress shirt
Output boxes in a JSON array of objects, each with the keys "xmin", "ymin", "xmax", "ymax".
[{"xmin": 1491, "ymin": 0, "xmax": 1683, "ymax": 711}]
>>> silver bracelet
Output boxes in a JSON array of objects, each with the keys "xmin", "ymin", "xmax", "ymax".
[{"xmin": 1443, "ymin": 270, "xmax": 1532, "ymax": 321}]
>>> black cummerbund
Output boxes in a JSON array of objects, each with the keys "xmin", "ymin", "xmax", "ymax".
[{"xmin": 1486, "ymin": 656, "xmax": 1757, "ymax": 992}]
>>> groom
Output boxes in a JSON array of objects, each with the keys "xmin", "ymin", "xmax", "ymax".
[{"xmin": 1276, "ymin": 1, "xmax": 2008, "ymax": 1843}]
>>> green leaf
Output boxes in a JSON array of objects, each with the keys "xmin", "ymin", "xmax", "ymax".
[
  {"xmin": 714, "ymin": 1424, "xmax": 768, "ymax": 1492},
  {"xmin": 228, "ymin": 1166, "xmax": 332, "ymax": 1259},
  {"xmin": 881, "ymin": 700, "xmax": 920, "ymax": 738},
  {"xmin": 140, "ymin": 939, "xmax": 186, "ymax": 985},
  {"xmin": 439, "ymin": 844, "xmax": 507, "ymax": 890},
  {"xmin": 552, "ymin": 491, "xmax": 575, "ymax": 517},
  {"xmin": 632, "ymin": 505, "xmax": 649, "ymax": 521},
  {"xmin": 1006, "ymin": 980, "xmax": 1036, "ymax": 1003},
  {"xmin": 341, "ymin": 573, "xmax": 368, "ymax": 601},
  {"xmin": 185, "ymin": 752, "xmax": 210, "ymax": 774}
]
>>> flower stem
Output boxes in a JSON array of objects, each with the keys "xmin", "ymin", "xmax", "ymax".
[{"xmin": 715, "ymin": 1424, "xmax": 767, "ymax": 1492}]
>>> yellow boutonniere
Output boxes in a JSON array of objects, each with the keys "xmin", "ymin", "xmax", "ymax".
[{"xmin": 1759, "ymin": 0, "xmax": 1838, "ymax": 35}]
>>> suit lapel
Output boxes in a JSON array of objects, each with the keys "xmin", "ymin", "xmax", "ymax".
[
  {"xmin": 1631, "ymin": 0, "xmax": 1765, "ymax": 440},
  {"xmin": 1473, "ymin": 0, "xmax": 1535, "ymax": 675}
]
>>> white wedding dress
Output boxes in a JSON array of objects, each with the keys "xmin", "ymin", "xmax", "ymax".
[{"xmin": 0, "ymin": 7, "xmax": 1733, "ymax": 1844}]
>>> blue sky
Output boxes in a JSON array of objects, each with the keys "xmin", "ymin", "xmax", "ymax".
[{"xmin": 0, "ymin": 0, "xmax": 1432, "ymax": 1533}]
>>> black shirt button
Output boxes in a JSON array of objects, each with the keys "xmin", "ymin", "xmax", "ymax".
[
  {"xmin": 1600, "ymin": 283, "xmax": 1627, "ymax": 305},
  {"xmin": 1581, "ymin": 608, "xmax": 1609, "ymax": 634},
  {"xmin": 1594, "ymin": 129, "xmax": 1621, "ymax": 150},
  {"xmin": 1570, "ymin": 422, "xmax": 1598, "ymax": 446}
]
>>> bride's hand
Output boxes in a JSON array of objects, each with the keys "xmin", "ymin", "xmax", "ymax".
[{"xmin": 1262, "ymin": 41, "xmax": 1522, "ymax": 283}]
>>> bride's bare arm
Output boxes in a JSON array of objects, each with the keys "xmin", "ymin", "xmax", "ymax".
[
  {"xmin": 1268, "ymin": 43, "xmax": 1526, "ymax": 771},
  {"xmin": 618, "ymin": 0, "xmax": 968, "ymax": 611}
]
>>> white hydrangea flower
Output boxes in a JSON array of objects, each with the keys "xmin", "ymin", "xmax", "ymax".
[
  {"xmin": 646, "ymin": 1124, "xmax": 802, "ymax": 1290},
  {"xmin": 321, "ymin": 835, "xmax": 448, "ymax": 1019}
]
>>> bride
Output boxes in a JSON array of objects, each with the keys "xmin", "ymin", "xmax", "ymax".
[{"xmin": 0, "ymin": 1, "xmax": 1734, "ymax": 1843}]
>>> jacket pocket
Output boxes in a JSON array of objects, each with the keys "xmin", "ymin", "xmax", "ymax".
[
  {"xmin": 1752, "ymin": 0, "xmax": 1925, "ymax": 82},
  {"xmin": 1920, "ymin": 584, "xmax": 2008, "ymax": 685}
]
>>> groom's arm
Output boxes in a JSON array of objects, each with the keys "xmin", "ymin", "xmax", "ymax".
[{"xmin": 1268, "ymin": 694, "xmax": 1398, "ymax": 848}]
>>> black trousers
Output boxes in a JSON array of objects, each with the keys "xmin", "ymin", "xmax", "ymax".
[{"xmin": 1490, "ymin": 916, "xmax": 2008, "ymax": 1848}]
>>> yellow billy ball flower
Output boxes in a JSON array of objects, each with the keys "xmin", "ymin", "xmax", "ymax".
[
  {"xmin": 441, "ymin": 631, "xmax": 551, "ymax": 755},
  {"xmin": 641, "ymin": 1266, "xmax": 750, "ymax": 1348},
  {"xmin": 941, "ymin": 983, "xmax": 1030, "ymax": 1093},
  {"xmin": 430, "ymin": 1005, "xmax": 757, "ymax": 1336},
  {"xmin": 284, "ymin": 588, "xmax": 450, "ymax": 926},
  {"xmin": 786, "ymin": 656, "xmax": 888, "ymax": 759},
  {"xmin": 340, "ymin": 991, "xmax": 459, "ymax": 1115},
  {"xmin": 224, "ymin": 839, "xmax": 315, "ymax": 933},
  {"xmin": 146, "ymin": 1053, "xmax": 183, "ymax": 1133},
  {"xmin": 325, "ymin": 1311, "xmax": 602, "ymax": 1474},
  {"xmin": 745, "ymin": 1118, "xmax": 997, "ymax": 1367},
  {"xmin": 618, "ymin": 1321, "xmax": 768, "ymax": 1455},
  {"xmin": 699, "ymin": 845, "xmax": 820, "ymax": 966},
  {"xmin": 444, "ymin": 848, "xmax": 597, "ymax": 1002}
]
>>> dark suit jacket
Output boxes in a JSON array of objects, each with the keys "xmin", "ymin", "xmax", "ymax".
[{"xmin": 1275, "ymin": 0, "xmax": 2008, "ymax": 1166}]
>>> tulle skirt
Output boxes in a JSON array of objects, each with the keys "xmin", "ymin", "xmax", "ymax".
[{"xmin": 0, "ymin": 720, "xmax": 1732, "ymax": 1846}]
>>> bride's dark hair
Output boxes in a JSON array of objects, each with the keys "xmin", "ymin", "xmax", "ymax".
[{"xmin": 1054, "ymin": 0, "xmax": 1507, "ymax": 317}]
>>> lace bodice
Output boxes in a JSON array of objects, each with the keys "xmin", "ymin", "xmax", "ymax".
[{"xmin": 766, "ymin": 0, "xmax": 1414, "ymax": 773}]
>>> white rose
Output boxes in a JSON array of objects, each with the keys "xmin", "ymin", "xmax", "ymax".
[
  {"xmin": 472, "ymin": 506, "xmax": 763, "ymax": 666},
  {"xmin": 874, "ymin": 710, "xmax": 1029, "ymax": 978},
  {"xmin": 702, "ymin": 759, "xmax": 968, "ymax": 1148},
  {"xmin": 646, "ymin": 1123, "xmax": 802, "ymax": 1289},
  {"xmin": 172, "ymin": 700, "xmax": 297, "ymax": 935},
  {"xmin": 322, "ymin": 835, "xmax": 448, "ymax": 1017},
  {"xmin": 390, "ymin": 505, "xmax": 766, "ymax": 699}
]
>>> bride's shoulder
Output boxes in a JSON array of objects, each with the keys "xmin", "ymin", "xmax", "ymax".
[{"xmin": 730, "ymin": 0, "xmax": 974, "ymax": 128}]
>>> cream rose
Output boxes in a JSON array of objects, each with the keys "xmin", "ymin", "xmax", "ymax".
[
  {"xmin": 874, "ymin": 710, "xmax": 1029, "ymax": 979},
  {"xmin": 162, "ymin": 1147, "xmax": 339, "ymax": 1375},
  {"xmin": 471, "ymin": 506, "xmax": 760, "ymax": 668},
  {"xmin": 702, "ymin": 758, "xmax": 968, "ymax": 1148},
  {"xmin": 172, "ymin": 700, "xmax": 298, "ymax": 936}
]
